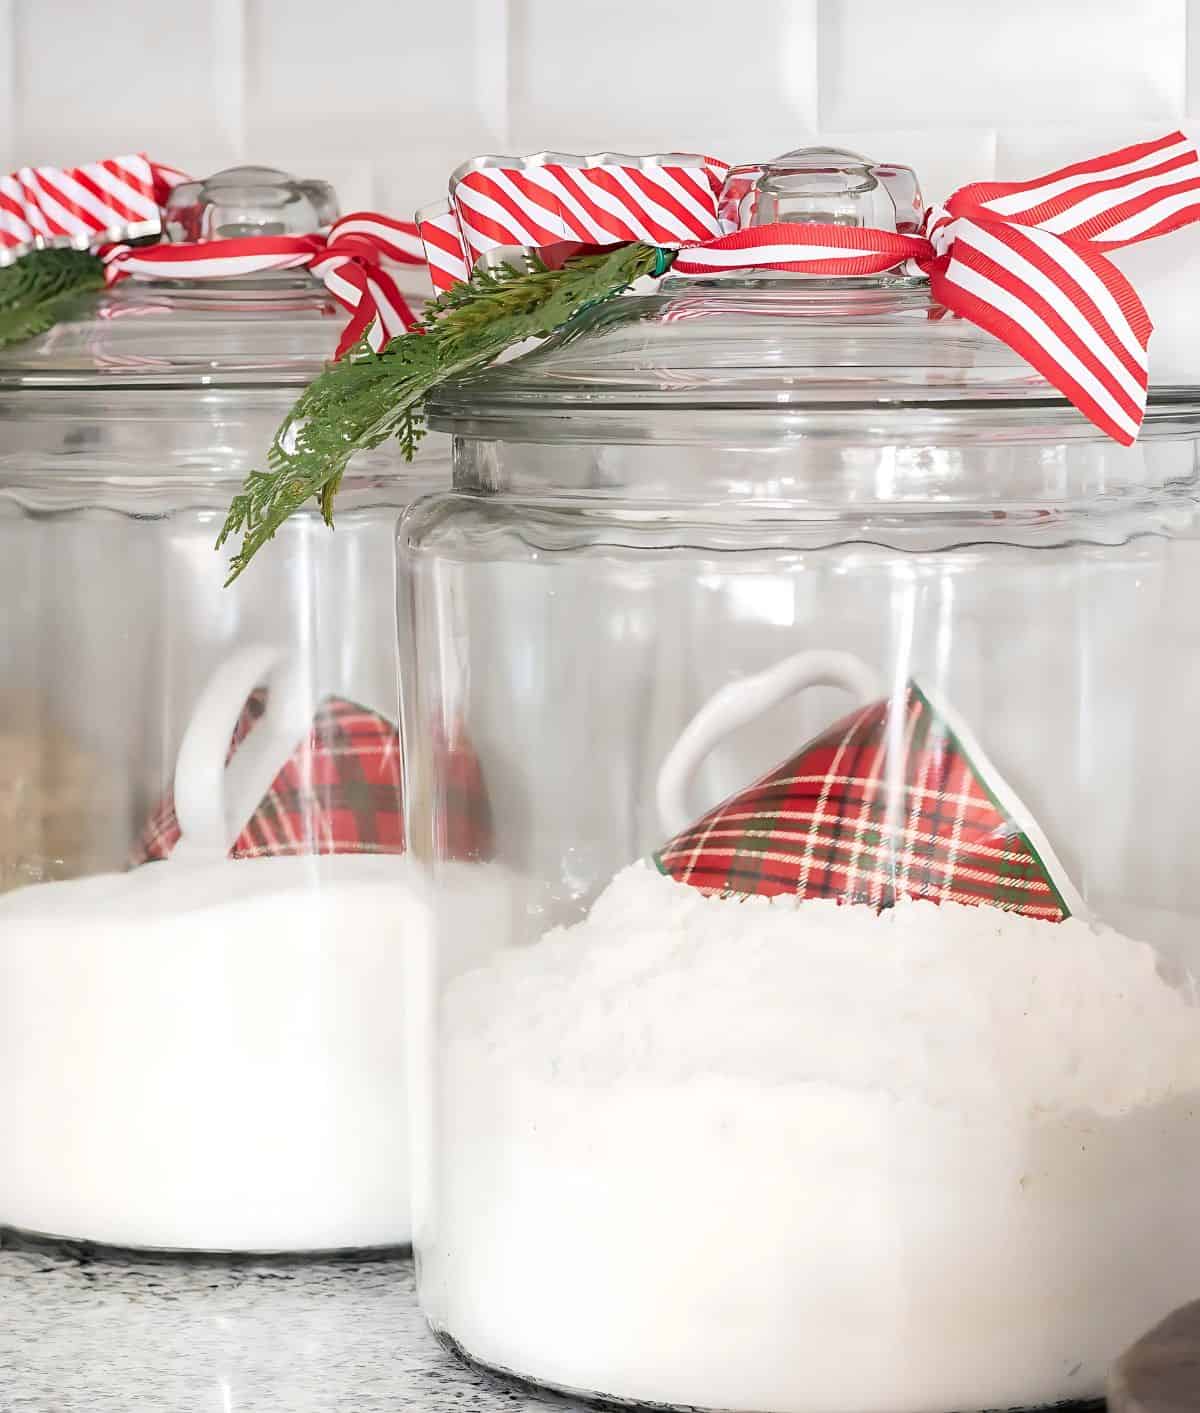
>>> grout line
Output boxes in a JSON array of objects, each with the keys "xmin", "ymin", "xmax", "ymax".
[
  {"xmin": 212, "ymin": 0, "xmax": 247, "ymax": 163},
  {"xmin": 476, "ymin": 0, "xmax": 511, "ymax": 148}
]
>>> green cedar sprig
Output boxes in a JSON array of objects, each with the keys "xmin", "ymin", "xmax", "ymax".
[
  {"xmin": 0, "ymin": 248, "xmax": 106, "ymax": 349},
  {"xmin": 217, "ymin": 241, "xmax": 667, "ymax": 583}
]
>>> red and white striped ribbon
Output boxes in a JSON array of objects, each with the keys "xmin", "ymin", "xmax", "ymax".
[
  {"xmin": 1, "ymin": 149, "xmax": 422, "ymax": 357},
  {"xmin": 668, "ymin": 222, "xmax": 930, "ymax": 277},
  {"xmin": 418, "ymin": 132, "xmax": 1200, "ymax": 444},
  {"xmin": 418, "ymin": 154, "xmax": 729, "ymax": 294},
  {"xmin": 0, "ymin": 154, "xmax": 185, "ymax": 266},
  {"xmin": 416, "ymin": 202, "xmax": 472, "ymax": 293},
  {"xmin": 103, "ymin": 210, "xmax": 424, "ymax": 356}
]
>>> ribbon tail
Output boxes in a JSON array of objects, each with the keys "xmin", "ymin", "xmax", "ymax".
[
  {"xmin": 319, "ymin": 262, "xmax": 417, "ymax": 358},
  {"xmin": 362, "ymin": 266, "xmax": 417, "ymax": 340},
  {"xmin": 337, "ymin": 308, "xmax": 376, "ymax": 358},
  {"xmin": 948, "ymin": 131, "xmax": 1200, "ymax": 252},
  {"xmin": 924, "ymin": 219, "xmax": 1150, "ymax": 446},
  {"xmin": 317, "ymin": 260, "xmax": 375, "ymax": 358}
]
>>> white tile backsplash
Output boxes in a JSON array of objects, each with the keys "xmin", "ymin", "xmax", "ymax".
[
  {"xmin": 245, "ymin": 0, "xmax": 502, "ymax": 137},
  {"xmin": 509, "ymin": 0, "xmax": 819, "ymax": 161},
  {"xmin": 11, "ymin": 0, "xmax": 242, "ymax": 173},
  {"xmin": 8, "ymin": 0, "xmax": 1200, "ymax": 219},
  {"xmin": 819, "ymin": 0, "xmax": 1187, "ymax": 130}
]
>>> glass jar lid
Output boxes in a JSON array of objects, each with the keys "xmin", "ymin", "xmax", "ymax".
[
  {"xmin": 426, "ymin": 148, "xmax": 1200, "ymax": 446},
  {"xmin": 0, "ymin": 166, "xmax": 386, "ymax": 391}
]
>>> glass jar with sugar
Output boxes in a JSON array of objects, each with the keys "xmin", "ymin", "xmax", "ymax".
[
  {"xmin": 0, "ymin": 162, "xmax": 497, "ymax": 1254},
  {"xmin": 399, "ymin": 142, "xmax": 1200, "ymax": 1412}
]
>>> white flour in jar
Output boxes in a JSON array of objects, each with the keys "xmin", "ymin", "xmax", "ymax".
[
  {"xmin": 0, "ymin": 854, "xmax": 509, "ymax": 1253},
  {"xmin": 424, "ymin": 863, "xmax": 1200, "ymax": 1413}
]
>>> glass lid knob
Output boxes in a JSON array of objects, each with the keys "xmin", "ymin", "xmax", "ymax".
[
  {"xmin": 719, "ymin": 147, "xmax": 923, "ymax": 234},
  {"xmin": 163, "ymin": 165, "xmax": 339, "ymax": 241}
]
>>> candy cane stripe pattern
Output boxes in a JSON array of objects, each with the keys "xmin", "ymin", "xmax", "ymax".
[
  {"xmin": 417, "ymin": 203, "xmax": 471, "ymax": 293},
  {"xmin": 0, "ymin": 154, "xmax": 175, "ymax": 266},
  {"xmin": 950, "ymin": 131, "xmax": 1200, "ymax": 246},
  {"xmin": 670, "ymin": 223, "xmax": 930, "ymax": 277},
  {"xmin": 419, "ymin": 133, "xmax": 1200, "ymax": 445},
  {"xmin": 103, "ymin": 211, "xmax": 424, "ymax": 357},
  {"xmin": 448, "ymin": 153, "xmax": 726, "ymax": 268},
  {"xmin": 926, "ymin": 217, "xmax": 1150, "ymax": 442}
]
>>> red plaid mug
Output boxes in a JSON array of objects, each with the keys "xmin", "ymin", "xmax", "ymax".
[
  {"xmin": 656, "ymin": 650, "xmax": 882, "ymax": 837},
  {"xmin": 170, "ymin": 645, "xmax": 317, "ymax": 859},
  {"xmin": 133, "ymin": 644, "xmax": 406, "ymax": 864},
  {"xmin": 653, "ymin": 650, "xmax": 1082, "ymax": 920}
]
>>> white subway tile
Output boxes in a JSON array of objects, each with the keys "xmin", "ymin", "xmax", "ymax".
[
  {"xmin": 244, "ymin": 0, "xmax": 501, "ymax": 159},
  {"xmin": 819, "ymin": 0, "xmax": 1186, "ymax": 130},
  {"xmin": 12, "ymin": 0, "xmax": 240, "ymax": 173},
  {"xmin": 5, "ymin": 0, "xmax": 1196, "ymax": 268},
  {"xmin": 509, "ymin": 0, "xmax": 819, "ymax": 160}
]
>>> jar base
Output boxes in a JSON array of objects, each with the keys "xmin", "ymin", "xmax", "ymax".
[
  {"xmin": 431, "ymin": 1326, "xmax": 1108, "ymax": 1413},
  {"xmin": 0, "ymin": 1223, "xmax": 411, "ymax": 1265}
]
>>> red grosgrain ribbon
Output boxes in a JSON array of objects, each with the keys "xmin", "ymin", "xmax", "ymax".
[
  {"xmin": 2, "ymin": 147, "xmax": 424, "ymax": 358},
  {"xmin": 422, "ymin": 132, "xmax": 1200, "ymax": 445},
  {"xmin": 102, "ymin": 211, "xmax": 424, "ymax": 357},
  {"xmin": 0, "ymin": 154, "xmax": 185, "ymax": 266}
]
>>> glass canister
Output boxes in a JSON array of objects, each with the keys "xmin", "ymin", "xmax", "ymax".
[
  {"xmin": 0, "ymin": 165, "xmax": 449, "ymax": 1254},
  {"xmin": 401, "ymin": 149, "xmax": 1200, "ymax": 1411}
]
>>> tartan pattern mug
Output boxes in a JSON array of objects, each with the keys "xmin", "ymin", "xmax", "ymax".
[
  {"xmin": 132, "ymin": 645, "xmax": 406, "ymax": 864},
  {"xmin": 654, "ymin": 650, "xmax": 1081, "ymax": 920}
]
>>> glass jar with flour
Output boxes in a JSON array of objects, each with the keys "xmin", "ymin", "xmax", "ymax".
[
  {"xmin": 0, "ymin": 162, "xmax": 487, "ymax": 1253},
  {"xmin": 400, "ymin": 141, "xmax": 1200, "ymax": 1411}
]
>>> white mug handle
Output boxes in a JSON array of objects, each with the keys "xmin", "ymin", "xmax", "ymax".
[
  {"xmin": 656, "ymin": 650, "xmax": 884, "ymax": 837},
  {"xmin": 170, "ymin": 644, "xmax": 313, "ymax": 861}
]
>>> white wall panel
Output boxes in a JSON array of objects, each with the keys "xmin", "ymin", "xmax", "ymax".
[
  {"xmin": 5, "ymin": 0, "xmax": 1200, "ymax": 235},
  {"xmin": 509, "ymin": 0, "xmax": 819, "ymax": 160},
  {"xmin": 819, "ymin": 0, "xmax": 1186, "ymax": 130},
  {"xmin": 11, "ymin": 0, "xmax": 242, "ymax": 173}
]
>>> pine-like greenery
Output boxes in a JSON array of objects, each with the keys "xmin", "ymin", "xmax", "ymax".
[
  {"xmin": 217, "ymin": 242, "xmax": 668, "ymax": 582},
  {"xmin": 0, "ymin": 248, "xmax": 105, "ymax": 349}
]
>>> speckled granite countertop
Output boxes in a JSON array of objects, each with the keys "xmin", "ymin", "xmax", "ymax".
[{"xmin": 0, "ymin": 1239, "xmax": 583, "ymax": 1412}]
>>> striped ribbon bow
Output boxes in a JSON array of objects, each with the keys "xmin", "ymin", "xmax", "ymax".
[
  {"xmin": 0, "ymin": 154, "xmax": 188, "ymax": 264},
  {"xmin": 419, "ymin": 133, "xmax": 1200, "ymax": 445},
  {"xmin": 102, "ymin": 212, "xmax": 425, "ymax": 356},
  {"xmin": 1, "ymin": 151, "xmax": 424, "ymax": 358}
]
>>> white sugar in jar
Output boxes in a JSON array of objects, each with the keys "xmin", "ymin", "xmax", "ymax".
[
  {"xmin": 0, "ymin": 855, "xmax": 422, "ymax": 1251},
  {"xmin": 0, "ymin": 158, "xmax": 468, "ymax": 1254},
  {"xmin": 0, "ymin": 851, "xmax": 513, "ymax": 1253},
  {"xmin": 421, "ymin": 865, "xmax": 1200, "ymax": 1413}
]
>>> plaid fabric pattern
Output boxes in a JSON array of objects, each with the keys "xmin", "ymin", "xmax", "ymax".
[
  {"xmin": 134, "ymin": 689, "xmax": 269, "ymax": 863},
  {"xmin": 654, "ymin": 682, "xmax": 1070, "ymax": 921},
  {"xmin": 434, "ymin": 722, "xmax": 494, "ymax": 863},
  {"xmin": 227, "ymin": 695, "xmax": 406, "ymax": 860},
  {"xmin": 132, "ymin": 689, "xmax": 411, "ymax": 862}
]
